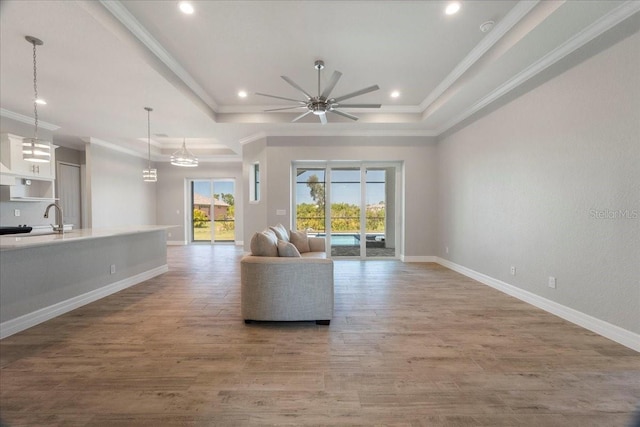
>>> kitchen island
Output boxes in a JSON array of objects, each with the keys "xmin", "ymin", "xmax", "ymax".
[{"xmin": 0, "ymin": 226, "xmax": 173, "ymax": 338}]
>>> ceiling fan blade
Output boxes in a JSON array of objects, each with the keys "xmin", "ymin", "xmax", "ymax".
[
  {"xmin": 255, "ymin": 92, "xmax": 306, "ymax": 103},
  {"xmin": 332, "ymin": 103, "xmax": 381, "ymax": 108},
  {"xmin": 292, "ymin": 110, "xmax": 312, "ymax": 122},
  {"xmin": 331, "ymin": 85, "xmax": 380, "ymax": 103},
  {"xmin": 320, "ymin": 70, "xmax": 342, "ymax": 100},
  {"xmin": 281, "ymin": 76, "xmax": 312, "ymax": 100},
  {"xmin": 319, "ymin": 113, "xmax": 328, "ymax": 125},
  {"xmin": 264, "ymin": 106, "xmax": 306, "ymax": 112},
  {"xmin": 329, "ymin": 109, "xmax": 359, "ymax": 121}
]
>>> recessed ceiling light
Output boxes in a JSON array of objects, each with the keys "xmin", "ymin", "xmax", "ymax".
[
  {"xmin": 179, "ymin": 1, "xmax": 194, "ymax": 15},
  {"xmin": 35, "ymin": 98, "xmax": 47, "ymax": 105},
  {"xmin": 390, "ymin": 91, "xmax": 400, "ymax": 98},
  {"xmin": 445, "ymin": 1, "xmax": 461, "ymax": 15},
  {"xmin": 238, "ymin": 90, "xmax": 248, "ymax": 98}
]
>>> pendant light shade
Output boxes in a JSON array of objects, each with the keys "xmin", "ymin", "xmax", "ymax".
[
  {"xmin": 170, "ymin": 138, "xmax": 198, "ymax": 167},
  {"xmin": 23, "ymin": 36, "xmax": 51, "ymax": 163},
  {"xmin": 143, "ymin": 107, "xmax": 157, "ymax": 182}
]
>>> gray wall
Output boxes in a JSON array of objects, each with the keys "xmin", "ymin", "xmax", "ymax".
[
  {"xmin": 437, "ymin": 30, "xmax": 640, "ymax": 334},
  {"xmin": 242, "ymin": 138, "xmax": 268, "ymax": 249},
  {"xmin": 155, "ymin": 161, "xmax": 243, "ymax": 243},
  {"xmin": 86, "ymin": 141, "xmax": 157, "ymax": 228},
  {"xmin": 242, "ymin": 136, "xmax": 439, "ymax": 258},
  {"xmin": 1, "ymin": 230, "xmax": 167, "ymax": 325}
]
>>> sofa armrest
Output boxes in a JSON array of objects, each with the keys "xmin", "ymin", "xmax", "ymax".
[{"xmin": 308, "ymin": 236, "xmax": 326, "ymax": 252}]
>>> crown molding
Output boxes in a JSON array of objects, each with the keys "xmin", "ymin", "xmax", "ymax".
[
  {"xmin": 84, "ymin": 136, "xmax": 149, "ymax": 160},
  {"xmin": 98, "ymin": 0, "xmax": 219, "ymax": 112},
  {"xmin": 435, "ymin": 0, "xmax": 640, "ymax": 136},
  {"xmin": 0, "ymin": 108, "xmax": 61, "ymax": 131},
  {"xmin": 419, "ymin": 0, "xmax": 540, "ymax": 112},
  {"xmin": 239, "ymin": 128, "xmax": 438, "ymax": 145},
  {"xmin": 218, "ymin": 104, "xmax": 423, "ymax": 115}
]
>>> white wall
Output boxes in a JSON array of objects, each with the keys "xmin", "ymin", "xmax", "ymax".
[
  {"xmin": 242, "ymin": 136, "xmax": 439, "ymax": 258},
  {"xmin": 437, "ymin": 30, "xmax": 640, "ymax": 334},
  {"xmin": 86, "ymin": 141, "xmax": 156, "ymax": 228},
  {"xmin": 155, "ymin": 161, "xmax": 243, "ymax": 243}
]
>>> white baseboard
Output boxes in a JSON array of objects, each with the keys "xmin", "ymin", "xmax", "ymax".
[
  {"xmin": 435, "ymin": 257, "xmax": 640, "ymax": 352},
  {"xmin": 0, "ymin": 264, "xmax": 169, "ymax": 340},
  {"xmin": 167, "ymin": 240, "xmax": 186, "ymax": 246},
  {"xmin": 401, "ymin": 255, "xmax": 437, "ymax": 263}
]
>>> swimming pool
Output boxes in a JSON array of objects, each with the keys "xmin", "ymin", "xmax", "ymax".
[{"xmin": 313, "ymin": 233, "xmax": 385, "ymax": 246}]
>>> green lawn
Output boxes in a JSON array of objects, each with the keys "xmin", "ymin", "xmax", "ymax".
[{"xmin": 193, "ymin": 221, "xmax": 235, "ymax": 242}]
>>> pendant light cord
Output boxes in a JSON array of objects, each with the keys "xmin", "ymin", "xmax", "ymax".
[
  {"xmin": 32, "ymin": 40, "xmax": 39, "ymax": 141},
  {"xmin": 147, "ymin": 108, "xmax": 151, "ymax": 169}
]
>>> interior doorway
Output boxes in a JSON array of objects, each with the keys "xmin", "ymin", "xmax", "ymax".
[
  {"xmin": 56, "ymin": 162, "xmax": 82, "ymax": 229},
  {"xmin": 190, "ymin": 179, "xmax": 235, "ymax": 243}
]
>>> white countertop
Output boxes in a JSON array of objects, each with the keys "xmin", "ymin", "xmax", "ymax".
[{"xmin": 0, "ymin": 226, "xmax": 177, "ymax": 250}]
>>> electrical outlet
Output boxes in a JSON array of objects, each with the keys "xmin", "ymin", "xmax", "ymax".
[
  {"xmin": 14, "ymin": 209, "xmax": 20, "ymax": 217},
  {"xmin": 510, "ymin": 266, "xmax": 516, "ymax": 276},
  {"xmin": 548, "ymin": 276, "xmax": 556, "ymax": 289},
  {"xmin": 168, "ymin": 232, "xmax": 172, "ymax": 237},
  {"xmin": 445, "ymin": 246, "xmax": 449, "ymax": 254},
  {"xmin": 110, "ymin": 264, "xmax": 116, "ymax": 275},
  {"xmin": 276, "ymin": 209, "xmax": 286, "ymax": 216}
]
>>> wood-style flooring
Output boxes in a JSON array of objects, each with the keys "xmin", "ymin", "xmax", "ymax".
[{"xmin": 1, "ymin": 245, "xmax": 639, "ymax": 426}]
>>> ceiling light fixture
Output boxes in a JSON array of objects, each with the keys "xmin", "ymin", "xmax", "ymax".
[
  {"xmin": 171, "ymin": 138, "xmax": 198, "ymax": 167},
  {"xmin": 23, "ymin": 36, "xmax": 51, "ymax": 163},
  {"xmin": 390, "ymin": 91, "xmax": 400, "ymax": 98},
  {"xmin": 445, "ymin": 1, "xmax": 461, "ymax": 15},
  {"xmin": 143, "ymin": 107, "xmax": 157, "ymax": 182},
  {"xmin": 238, "ymin": 90, "xmax": 248, "ymax": 98},
  {"xmin": 178, "ymin": 1, "xmax": 194, "ymax": 15}
]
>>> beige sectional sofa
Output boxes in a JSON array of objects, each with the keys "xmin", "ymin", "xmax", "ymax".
[{"xmin": 241, "ymin": 225, "xmax": 334, "ymax": 325}]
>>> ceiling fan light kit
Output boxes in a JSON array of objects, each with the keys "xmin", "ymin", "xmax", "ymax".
[{"xmin": 256, "ymin": 60, "xmax": 381, "ymax": 124}]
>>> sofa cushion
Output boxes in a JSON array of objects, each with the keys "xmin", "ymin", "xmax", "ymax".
[
  {"xmin": 250, "ymin": 229, "xmax": 278, "ymax": 257},
  {"xmin": 289, "ymin": 229, "xmax": 310, "ymax": 253},
  {"xmin": 277, "ymin": 240, "xmax": 301, "ymax": 257},
  {"xmin": 269, "ymin": 223, "xmax": 289, "ymax": 242}
]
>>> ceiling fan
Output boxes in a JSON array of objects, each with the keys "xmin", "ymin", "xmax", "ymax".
[{"xmin": 256, "ymin": 60, "xmax": 381, "ymax": 124}]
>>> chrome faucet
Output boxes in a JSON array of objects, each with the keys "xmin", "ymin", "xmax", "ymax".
[{"xmin": 44, "ymin": 203, "xmax": 65, "ymax": 234}]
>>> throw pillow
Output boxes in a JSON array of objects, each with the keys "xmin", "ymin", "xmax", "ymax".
[
  {"xmin": 289, "ymin": 229, "xmax": 311, "ymax": 253},
  {"xmin": 250, "ymin": 229, "xmax": 278, "ymax": 257},
  {"xmin": 277, "ymin": 240, "xmax": 301, "ymax": 257},
  {"xmin": 269, "ymin": 223, "xmax": 289, "ymax": 242}
]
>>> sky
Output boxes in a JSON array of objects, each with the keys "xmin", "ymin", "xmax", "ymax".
[
  {"xmin": 193, "ymin": 180, "xmax": 235, "ymax": 201},
  {"xmin": 296, "ymin": 169, "xmax": 386, "ymax": 205}
]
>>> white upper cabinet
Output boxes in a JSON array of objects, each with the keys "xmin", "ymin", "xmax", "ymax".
[{"xmin": 0, "ymin": 133, "xmax": 57, "ymax": 180}]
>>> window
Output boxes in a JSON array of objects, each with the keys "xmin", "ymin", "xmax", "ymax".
[{"xmin": 250, "ymin": 162, "xmax": 260, "ymax": 202}]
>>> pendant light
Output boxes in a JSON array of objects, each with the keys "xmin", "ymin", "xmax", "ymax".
[
  {"xmin": 143, "ymin": 107, "xmax": 157, "ymax": 182},
  {"xmin": 170, "ymin": 138, "xmax": 198, "ymax": 167},
  {"xmin": 23, "ymin": 36, "xmax": 51, "ymax": 163}
]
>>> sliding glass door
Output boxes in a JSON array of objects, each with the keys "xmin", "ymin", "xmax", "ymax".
[
  {"xmin": 294, "ymin": 163, "xmax": 398, "ymax": 259},
  {"xmin": 190, "ymin": 179, "xmax": 235, "ymax": 243},
  {"xmin": 330, "ymin": 168, "xmax": 362, "ymax": 257}
]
